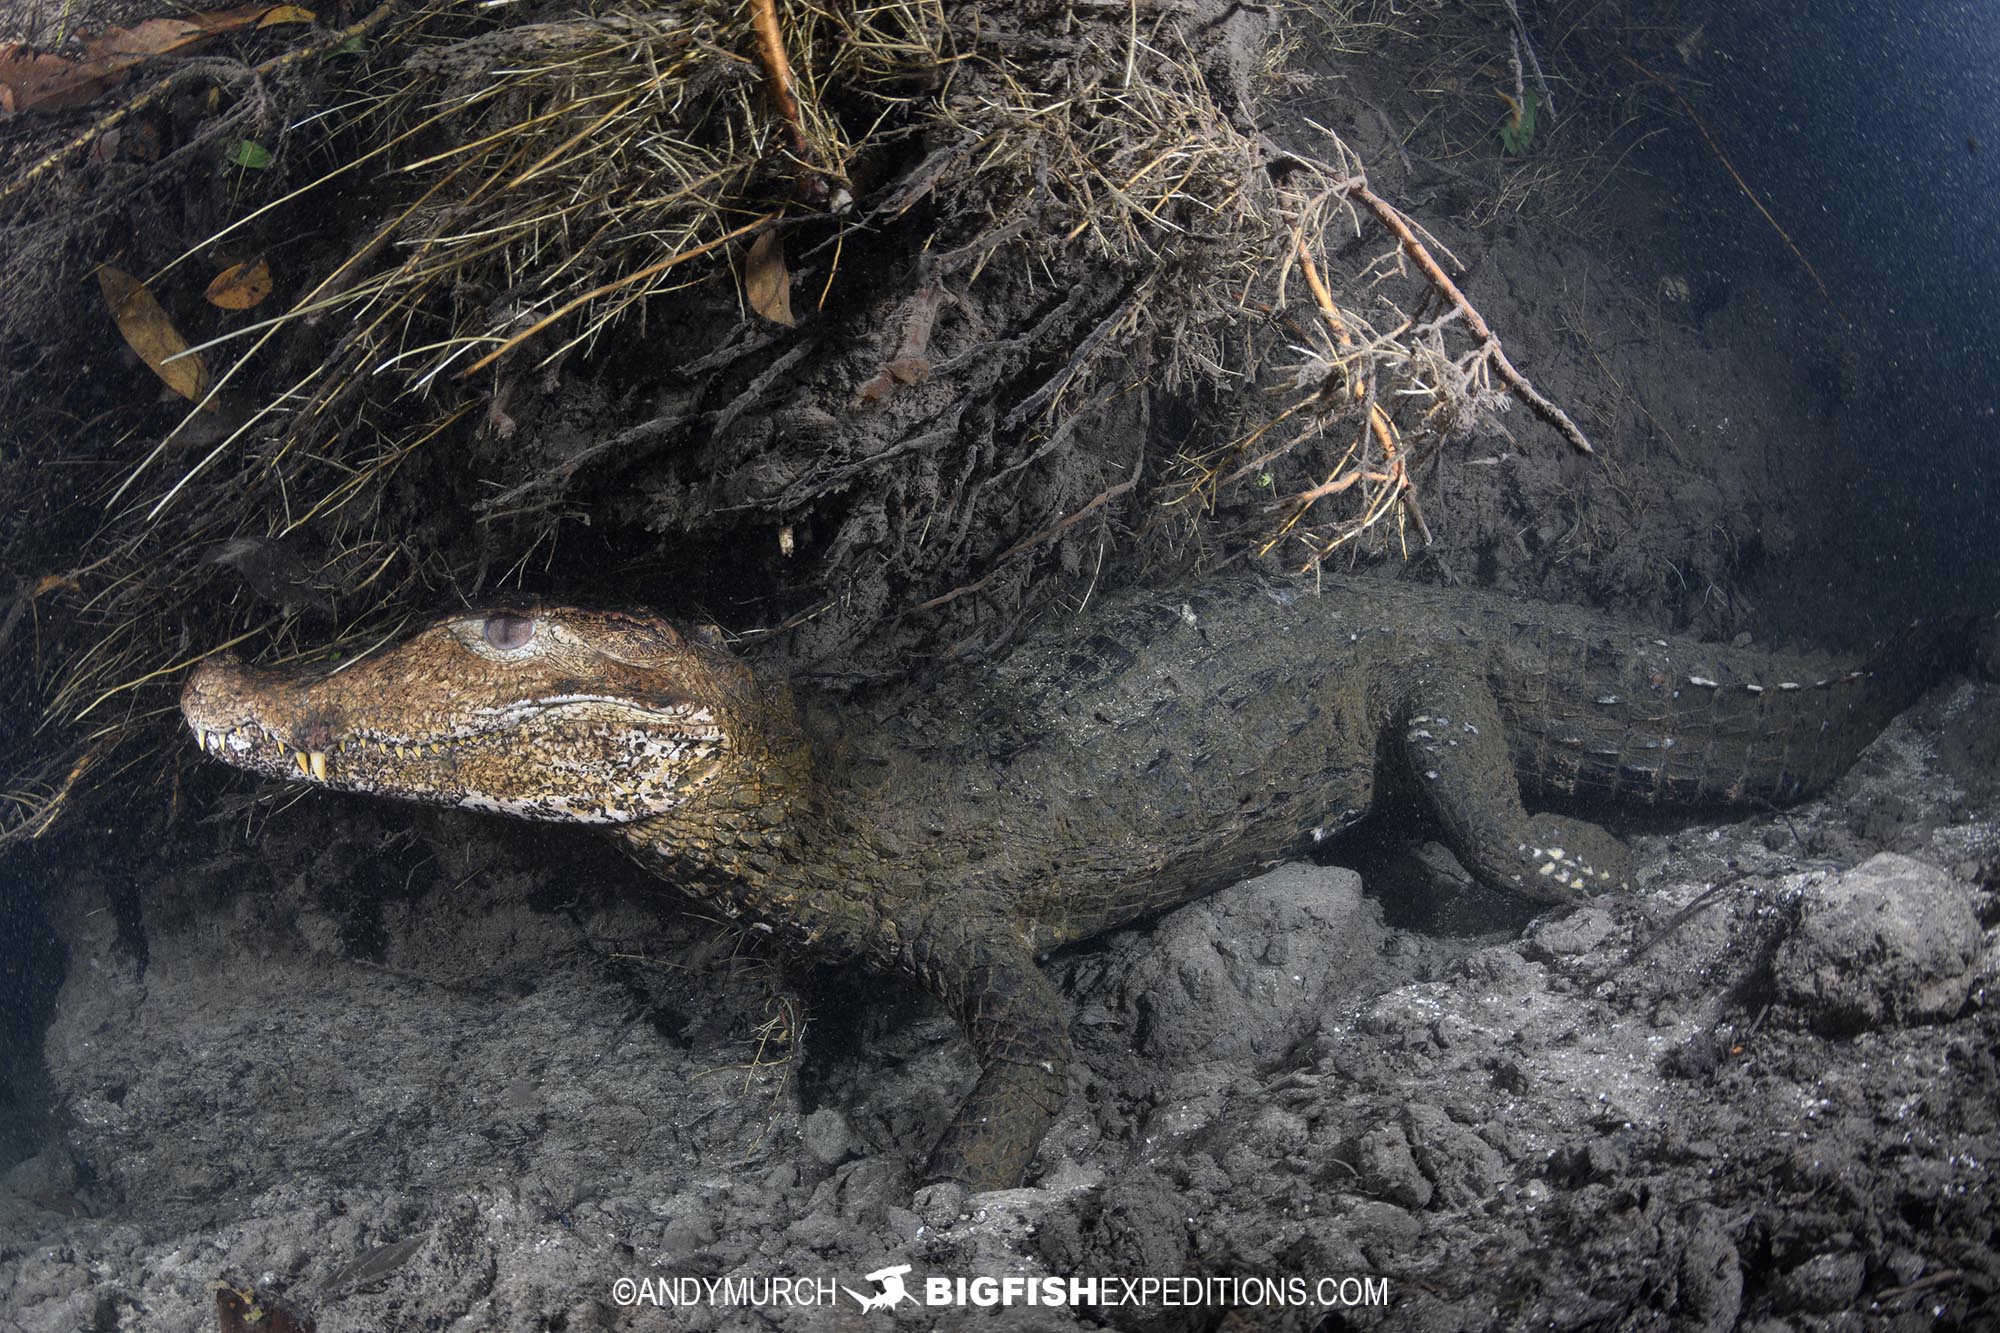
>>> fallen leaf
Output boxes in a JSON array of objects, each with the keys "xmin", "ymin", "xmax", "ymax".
[
  {"xmin": 80, "ymin": 17, "xmax": 205, "ymax": 62},
  {"xmin": 854, "ymin": 355, "xmax": 929, "ymax": 406},
  {"xmin": 0, "ymin": 5, "xmax": 317, "ymax": 113},
  {"xmin": 206, "ymin": 257, "xmax": 272, "ymax": 310},
  {"xmin": 745, "ymin": 231, "xmax": 794, "ymax": 327},
  {"xmin": 96, "ymin": 265, "xmax": 213, "ymax": 408},
  {"xmin": 0, "ymin": 40, "xmax": 125, "ymax": 110},
  {"xmin": 213, "ymin": 1282, "xmax": 315, "ymax": 1333}
]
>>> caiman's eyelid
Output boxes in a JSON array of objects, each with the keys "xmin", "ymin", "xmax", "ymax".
[{"xmin": 481, "ymin": 612, "xmax": 536, "ymax": 651}]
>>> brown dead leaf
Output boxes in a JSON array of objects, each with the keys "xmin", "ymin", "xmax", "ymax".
[
  {"xmin": 746, "ymin": 231, "xmax": 794, "ymax": 327},
  {"xmin": 96, "ymin": 265, "xmax": 213, "ymax": 408},
  {"xmin": 0, "ymin": 5, "xmax": 315, "ymax": 113},
  {"xmin": 205, "ymin": 256, "xmax": 272, "ymax": 311},
  {"xmin": 0, "ymin": 40, "xmax": 123, "ymax": 111},
  {"xmin": 80, "ymin": 17, "xmax": 205, "ymax": 62},
  {"xmin": 854, "ymin": 355, "xmax": 930, "ymax": 406}
]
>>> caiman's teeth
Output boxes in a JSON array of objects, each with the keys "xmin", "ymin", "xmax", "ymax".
[
  {"xmin": 294, "ymin": 751, "xmax": 311, "ymax": 777},
  {"xmin": 309, "ymin": 750, "xmax": 328, "ymax": 781},
  {"xmin": 395, "ymin": 744, "xmax": 408, "ymax": 760}
]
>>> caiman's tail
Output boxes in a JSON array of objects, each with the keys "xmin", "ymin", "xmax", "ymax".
[
  {"xmin": 1505, "ymin": 612, "xmax": 1994, "ymax": 809},
  {"xmin": 1820, "ymin": 611, "xmax": 1992, "ymax": 759}
]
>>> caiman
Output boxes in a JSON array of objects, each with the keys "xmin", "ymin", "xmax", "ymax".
[{"xmin": 178, "ymin": 574, "xmax": 1960, "ymax": 1190}]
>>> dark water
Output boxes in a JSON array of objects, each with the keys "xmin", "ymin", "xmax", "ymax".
[{"xmin": 1651, "ymin": 1, "xmax": 2000, "ymax": 611}]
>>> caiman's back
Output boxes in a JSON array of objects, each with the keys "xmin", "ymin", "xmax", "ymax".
[
  {"xmin": 853, "ymin": 573, "xmax": 1944, "ymax": 944},
  {"xmin": 852, "ymin": 576, "xmax": 1391, "ymax": 944},
  {"xmin": 1472, "ymin": 589, "xmax": 1930, "ymax": 807}
]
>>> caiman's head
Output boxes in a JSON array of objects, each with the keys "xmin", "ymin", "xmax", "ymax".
[{"xmin": 181, "ymin": 604, "xmax": 782, "ymax": 823}]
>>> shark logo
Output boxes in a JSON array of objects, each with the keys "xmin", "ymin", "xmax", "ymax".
[{"xmin": 843, "ymin": 1263, "xmax": 915, "ymax": 1312}]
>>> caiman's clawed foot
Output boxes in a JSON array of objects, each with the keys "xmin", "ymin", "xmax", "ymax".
[
  {"xmin": 906, "ymin": 914, "xmax": 1071, "ymax": 1191},
  {"xmin": 1512, "ymin": 813, "xmax": 1632, "ymax": 899},
  {"xmin": 1398, "ymin": 671, "xmax": 1632, "ymax": 903}
]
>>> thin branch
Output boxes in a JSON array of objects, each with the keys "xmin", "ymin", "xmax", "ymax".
[
  {"xmin": 1622, "ymin": 55, "xmax": 1845, "ymax": 324},
  {"xmin": 1351, "ymin": 181, "xmax": 1596, "ymax": 454}
]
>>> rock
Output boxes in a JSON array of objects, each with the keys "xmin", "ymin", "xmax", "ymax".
[
  {"xmin": 1343, "ymin": 1200, "xmax": 1422, "ymax": 1252},
  {"xmin": 802, "ymin": 1107, "xmax": 859, "ymax": 1166},
  {"xmin": 1675, "ymin": 1207, "xmax": 1744, "ymax": 1331},
  {"xmin": 1352, "ymin": 1125, "xmax": 1432, "ymax": 1211},
  {"xmin": 1110, "ymin": 865, "xmax": 1388, "ymax": 1064},
  {"xmin": 1400, "ymin": 1106, "xmax": 1507, "ymax": 1209},
  {"xmin": 1772, "ymin": 1250, "xmax": 1866, "ymax": 1314},
  {"xmin": 1771, "ymin": 854, "xmax": 1982, "ymax": 1033},
  {"xmin": 1526, "ymin": 907, "xmax": 1617, "ymax": 960}
]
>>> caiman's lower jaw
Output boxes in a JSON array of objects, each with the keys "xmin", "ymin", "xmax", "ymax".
[{"xmin": 183, "ymin": 698, "xmax": 729, "ymax": 823}]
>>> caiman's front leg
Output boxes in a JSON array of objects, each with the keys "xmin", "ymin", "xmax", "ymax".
[
  {"xmin": 1396, "ymin": 670, "xmax": 1632, "ymax": 901},
  {"xmin": 902, "ymin": 910, "xmax": 1071, "ymax": 1190}
]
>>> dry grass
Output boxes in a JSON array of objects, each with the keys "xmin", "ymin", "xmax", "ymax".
[
  {"xmin": 0, "ymin": 0, "xmax": 1281, "ymax": 836},
  {"xmin": 0, "ymin": 0, "xmax": 1633, "ymax": 845}
]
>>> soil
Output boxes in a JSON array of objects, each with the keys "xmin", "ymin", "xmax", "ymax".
[{"xmin": 5, "ymin": 1, "xmax": 2000, "ymax": 1329}]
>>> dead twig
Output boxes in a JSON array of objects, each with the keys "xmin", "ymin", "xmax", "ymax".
[
  {"xmin": 0, "ymin": 741, "xmax": 106, "ymax": 851},
  {"xmin": 1351, "ymin": 181, "xmax": 1595, "ymax": 454},
  {"xmin": 1291, "ymin": 236, "xmax": 1427, "ymax": 542},
  {"xmin": 1621, "ymin": 55, "xmax": 1845, "ymax": 324}
]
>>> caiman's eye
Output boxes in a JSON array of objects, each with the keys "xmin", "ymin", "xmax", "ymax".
[{"xmin": 482, "ymin": 612, "xmax": 535, "ymax": 651}]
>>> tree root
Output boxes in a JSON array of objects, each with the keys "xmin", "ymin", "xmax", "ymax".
[{"xmin": 1351, "ymin": 181, "xmax": 1594, "ymax": 455}]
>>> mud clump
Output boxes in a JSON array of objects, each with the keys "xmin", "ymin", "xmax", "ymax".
[
  {"xmin": 1771, "ymin": 851, "xmax": 1982, "ymax": 1034},
  {"xmin": 1101, "ymin": 863, "xmax": 1386, "ymax": 1065}
]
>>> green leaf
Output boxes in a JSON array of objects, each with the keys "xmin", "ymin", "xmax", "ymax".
[
  {"xmin": 1498, "ymin": 87, "xmax": 1538, "ymax": 156},
  {"xmin": 226, "ymin": 139, "xmax": 272, "ymax": 170},
  {"xmin": 330, "ymin": 34, "xmax": 365, "ymax": 57}
]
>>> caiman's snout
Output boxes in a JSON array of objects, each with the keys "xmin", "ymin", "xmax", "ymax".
[
  {"xmin": 180, "ymin": 651, "xmax": 244, "ymax": 723},
  {"xmin": 180, "ymin": 652, "xmax": 254, "ymax": 750},
  {"xmin": 181, "ymin": 652, "xmax": 342, "ymax": 782}
]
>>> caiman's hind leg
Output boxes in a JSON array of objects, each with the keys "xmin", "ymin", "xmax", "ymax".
[
  {"xmin": 905, "ymin": 912, "xmax": 1071, "ymax": 1190},
  {"xmin": 1396, "ymin": 671, "xmax": 1631, "ymax": 902}
]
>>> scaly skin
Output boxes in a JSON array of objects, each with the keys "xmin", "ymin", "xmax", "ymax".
[{"xmin": 180, "ymin": 577, "xmax": 1948, "ymax": 1189}]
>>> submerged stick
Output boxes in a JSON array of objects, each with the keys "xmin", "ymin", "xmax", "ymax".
[{"xmin": 1621, "ymin": 55, "xmax": 1846, "ymax": 324}]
